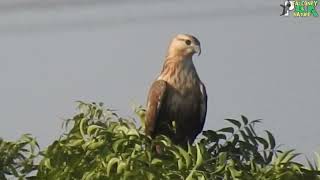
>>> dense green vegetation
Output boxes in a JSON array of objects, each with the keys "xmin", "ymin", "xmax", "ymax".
[{"xmin": 1, "ymin": 101, "xmax": 319, "ymax": 179}]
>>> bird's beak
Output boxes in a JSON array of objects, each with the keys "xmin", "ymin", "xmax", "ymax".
[{"xmin": 194, "ymin": 45, "xmax": 201, "ymax": 56}]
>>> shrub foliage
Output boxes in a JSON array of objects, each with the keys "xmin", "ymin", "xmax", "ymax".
[{"xmin": 1, "ymin": 101, "xmax": 320, "ymax": 179}]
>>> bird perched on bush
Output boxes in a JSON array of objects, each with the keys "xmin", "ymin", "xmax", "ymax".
[{"xmin": 145, "ymin": 34, "xmax": 207, "ymax": 146}]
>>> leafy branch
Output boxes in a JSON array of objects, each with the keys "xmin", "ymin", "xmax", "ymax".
[{"xmin": 1, "ymin": 101, "xmax": 320, "ymax": 180}]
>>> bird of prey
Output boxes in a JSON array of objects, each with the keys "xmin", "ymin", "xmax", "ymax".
[{"xmin": 145, "ymin": 34, "xmax": 207, "ymax": 146}]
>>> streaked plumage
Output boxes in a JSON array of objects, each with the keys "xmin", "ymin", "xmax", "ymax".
[{"xmin": 145, "ymin": 34, "xmax": 207, "ymax": 146}]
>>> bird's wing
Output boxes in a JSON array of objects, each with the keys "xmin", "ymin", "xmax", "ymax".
[
  {"xmin": 198, "ymin": 82, "xmax": 208, "ymax": 133},
  {"xmin": 145, "ymin": 80, "xmax": 167, "ymax": 136}
]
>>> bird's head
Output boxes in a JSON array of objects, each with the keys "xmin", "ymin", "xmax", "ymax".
[{"xmin": 166, "ymin": 34, "xmax": 201, "ymax": 59}]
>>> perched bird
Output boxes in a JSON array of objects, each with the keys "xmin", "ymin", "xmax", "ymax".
[{"xmin": 145, "ymin": 34, "xmax": 207, "ymax": 146}]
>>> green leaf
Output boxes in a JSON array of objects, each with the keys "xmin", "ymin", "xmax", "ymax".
[
  {"xmin": 87, "ymin": 140, "xmax": 105, "ymax": 150},
  {"xmin": 231, "ymin": 134, "xmax": 240, "ymax": 146},
  {"xmin": 67, "ymin": 139, "xmax": 83, "ymax": 147},
  {"xmin": 225, "ymin": 119, "xmax": 241, "ymax": 128},
  {"xmin": 169, "ymin": 149, "xmax": 184, "ymax": 170},
  {"xmin": 116, "ymin": 161, "xmax": 127, "ymax": 174},
  {"xmin": 277, "ymin": 149, "xmax": 296, "ymax": 165},
  {"xmin": 151, "ymin": 158, "xmax": 162, "ymax": 165},
  {"xmin": 266, "ymin": 130, "xmax": 276, "ymax": 149},
  {"xmin": 255, "ymin": 137, "xmax": 269, "ymax": 149},
  {"xmin": 228, "ymin": 166, "xmax": 242, "ymax": 179},
  {"xmin": 213, "ymin": 164, "xmax": 226, "ymax": 174},
  {"xmin": 177, "ymin": 146, "xmax": 191, "ymax": 169},
  {"xmin": 218, "ymin": 127, "xmax": 234, "ymax": 134},
  {"xmin": 87, "ymin": 125, "xmax": 103, "ymax": 135},
  {"xmin": 240, "ymin": 130, "xmax": 249, "ymax": 143},
  {"xmin": 241, "ymin": 115, "xmax": 249, "ymax": 125},
  {"xmin": 127, "ymin": 129, "xmax": 139, "ymax": 137},
  {"xmin": 248, "ymin": 124, "xmax": 258, "ymax": 137},
  {"xmin": 107, "ymin": 157, "xmax": 119, "ymax": 177},
  {"xmin": 202, "ymin": 130, "xmax": 219, "ymax": 142},
  {"xmin": 79, "ymin": 118, "xmax": 87, "ymax": 139},
  {"xmin": 112, "ymin": 139, "xmax": 127, "ymax": 152},
  {"xmin": 244, "ymin": 127, "xmax": 258, "ymax": 146},
  {"xmin": 186, "ymin": 169, "xmax": 195, "ymax": 180},
  {"xmin": 251, "ymin": 119, "xmax": 262, "ymax": 124},
  {"xmin": 194, "ymin": 143, "xmax": 203, "ymax": 169}
]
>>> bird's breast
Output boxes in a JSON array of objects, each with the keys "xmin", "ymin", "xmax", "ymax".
[
  {"xmin": 166, "ymin": 86, "xmax": 200, "ymax": 112},
  {"xmin": 158, "ymin": 60, "xmax": 202, "ymax": 118}
]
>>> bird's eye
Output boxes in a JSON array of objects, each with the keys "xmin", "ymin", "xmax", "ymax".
[{"xmin": 185, "ymin": 40, "xmax": 191, "ymax": 45}]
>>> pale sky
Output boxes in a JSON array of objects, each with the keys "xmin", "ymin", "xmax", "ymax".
[{"xmin": 0, "ymin": 0, "xmax": 319, "ymax": 163}]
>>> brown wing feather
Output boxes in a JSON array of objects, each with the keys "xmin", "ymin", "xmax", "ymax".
[
  {"xmin": 145, "ymin": 80, "xmax": 167, "ymax": 137},
  {"xmin": 198, "ymin": 82, "xmax": 207, "ymax": 134}
]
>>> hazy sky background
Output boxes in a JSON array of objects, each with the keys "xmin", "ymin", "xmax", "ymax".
[{"xmin": 0, "ymin": 0, "xmax": 319, "ymax": 163}]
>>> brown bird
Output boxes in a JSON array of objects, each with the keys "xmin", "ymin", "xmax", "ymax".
[{"xmin": 145, "ymin": 34, "xmax": 207, "ymax": 146}]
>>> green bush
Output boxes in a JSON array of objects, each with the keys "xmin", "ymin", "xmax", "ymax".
[
  {"xmin": 0, "ymin": 134, "xmax": 39, "ymax": 179},
  {"xmin": 1, "ymin": 101, "xmax": 320, "ymax": 179}
]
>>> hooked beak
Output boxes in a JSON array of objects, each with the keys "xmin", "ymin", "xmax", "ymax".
[{"xmin": 194, "ymin": 45, "xmax": 201, "ymax": 56}]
